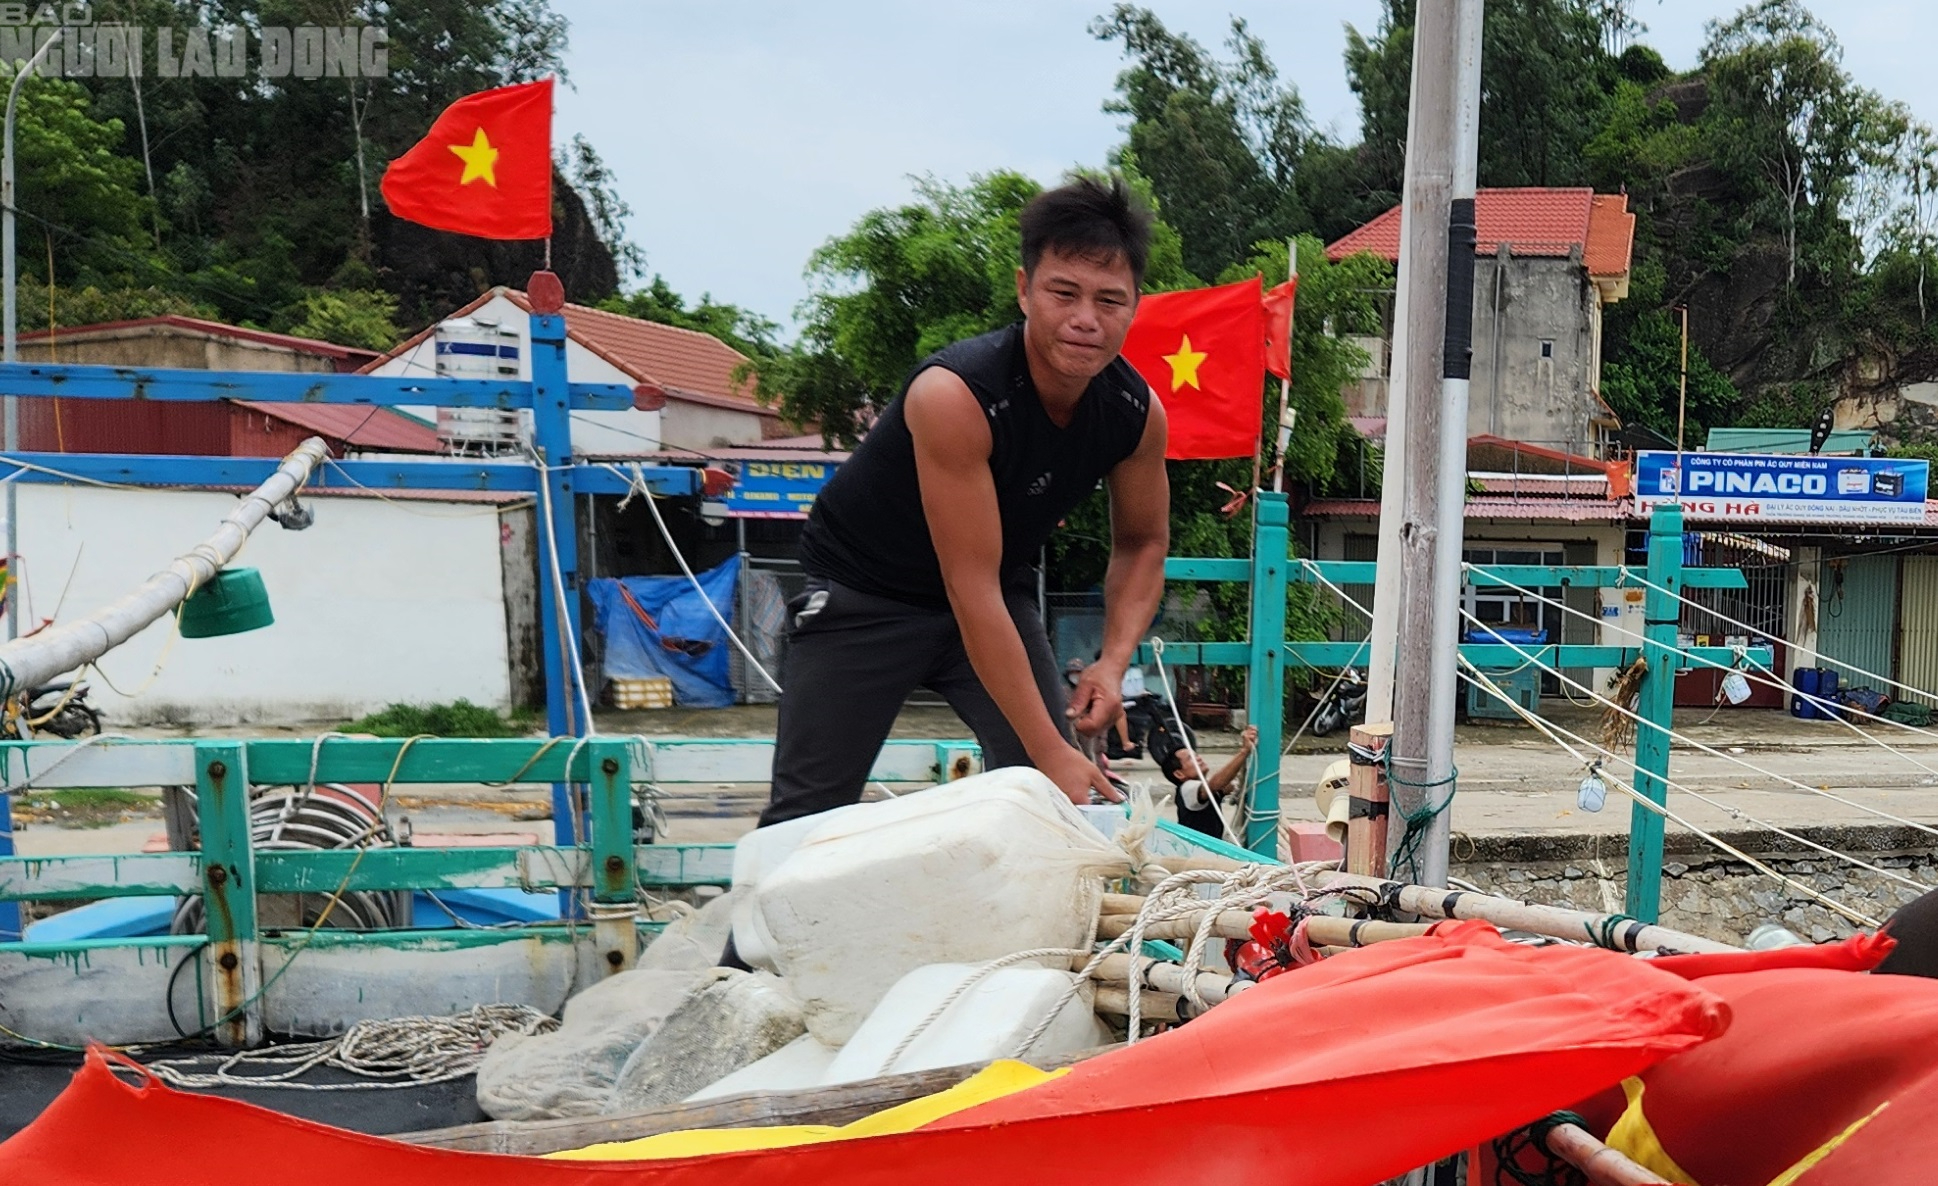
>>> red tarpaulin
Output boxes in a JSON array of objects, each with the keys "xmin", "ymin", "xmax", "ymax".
[{"xmin": 0, "ymin": 924, "xmax": 1726, "ymax": 1186}]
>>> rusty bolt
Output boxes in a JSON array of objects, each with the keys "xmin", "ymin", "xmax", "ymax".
[
  {"xmin": 208, "ymin": 865, "xmax": 228, "ymax": 886},
  {"xmin": 601, "ymin": 757, "xmax": 619, "ymax": 776},
  {"xmin": 606, "ymin": 950, "xmax": 624, "ymax": 968},
  {"xmin": 217, "ymin": 952, "xmax": 239, "ymax": 971},
  {"xmin": 604, "ymin": 855, "xmax": 626, "ymax": 874},
  {"xmin": 208, "ymin": 760, "xmax": 227, "ymax": 779}
]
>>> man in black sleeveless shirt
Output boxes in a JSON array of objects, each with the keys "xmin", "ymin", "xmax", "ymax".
[{"xmin": 766, "ymin": 176, "xmax": 1170, "ymax": 821}]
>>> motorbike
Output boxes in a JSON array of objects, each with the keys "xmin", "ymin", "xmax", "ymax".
[
  {"xmin": 1105, "ymin": 690, "xmax": 1171, "ymax": 760},
  {"xmin": 7, "ymin": 679, "xmax": 103, "ymax": 740},
  {"xmin": 1309, "ymin": 667, "xmax": 1368, "ymax": 737}
]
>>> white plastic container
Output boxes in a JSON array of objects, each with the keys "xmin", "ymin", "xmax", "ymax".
[
  {"xmin": 684, "ymin": 1033, "xmax": 840, "ymax": 1101},
  {"xmin": 748, "ymin": 767, "xmax": 1127, "ymax": 1045},
  {"xmin": 728, "ymin": 801, "xmax": 872, "ymax": 972},
  {"xmin": 824, "ymin": 963, "xmax": 1112, "ymax": 1084}
]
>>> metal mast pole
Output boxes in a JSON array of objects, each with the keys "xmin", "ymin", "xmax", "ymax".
[
  {"xmin": 1384, "ymin": 0, "xmax": 1464, "ymax": 888},
  {"xmin": 2, "ymin": 34, "xmax": 58, "ymax": 643}
]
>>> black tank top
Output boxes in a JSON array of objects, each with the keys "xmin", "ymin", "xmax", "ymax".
[{"xmin": 799, "ymin": 323, "xmax": 1151, "ymax": 609}]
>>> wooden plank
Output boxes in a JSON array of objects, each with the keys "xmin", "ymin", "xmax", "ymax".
[
  {"xmin": 397, "ymin": 1045, "xmax": 1118, "ymax": 1155},
  {"xmin": 1163, "ymin": 557, "xmax": 1251, "ymax": 582}
]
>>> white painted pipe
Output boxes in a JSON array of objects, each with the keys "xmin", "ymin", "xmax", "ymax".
[{"xmin": 0, "ymin": 436, "xmax": 329, "ymax": 699}]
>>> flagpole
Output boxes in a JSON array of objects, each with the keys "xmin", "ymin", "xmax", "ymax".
[{"xmin": 1270, "ymin": 241, "xmax": 1298, "ymax": 493}]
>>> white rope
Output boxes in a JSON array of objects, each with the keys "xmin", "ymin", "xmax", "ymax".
[
  {"xmin": 1624, "ymin": 565, "xmax": 1938, "ymax": 709},
  {"xmin": 136, "ymin": 1004, "xmax": 556, "ymax": 1091},
  {"xmin": 0, "ymin": 731, "xmax": 135, "ymax": 797},
  {"xmin": 1464, "ymin": 562, "xmax": 1938, "ymax": 762},
  {"xmin": 1298, "ymin": 558, "xmax": 1913, "ymax": 910},
  {"xmin": 1145, "ymin": 637, "xmax": 1243, "ymax": 846},
  {"xmin": 529, "ymin": 454, "xmax": 598, "ymax": 736},
  {"xmin": 611, "ymin": 462, "xmax": 782, "ymax": 696},
  {"xmin": 1456, "ymin": 662, "xmax": 1883, "ymax": 927},
  {"xmin": 1449, "ymin": 588, "xmax": 1938, "ymax": 843}
]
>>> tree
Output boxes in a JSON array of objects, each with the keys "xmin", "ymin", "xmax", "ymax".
[
  {"xmin": 1345, "ymin": 0, "xmax": 1623, "ymax": 196},
  {"xmin": 1091, "ymin": 7, "xmax": 1361, "ymax": 278},
  {"xmin": 1700, "ymin": 0, "xmax": 1871, "ymax": 288},
  {"xmin": 755, "ymin": 170, "xmax": 1195, "ymax": 442}
]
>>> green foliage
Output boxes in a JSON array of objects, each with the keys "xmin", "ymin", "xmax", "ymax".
[
  {"xmin": 1600, "ymin": 310, "xmax": 1738, "ymax": 436},
  {"xmin": 283, "ymin": 289, "xmax": 402, "ymax": 351},
  {"xmin": 1733, "ymin": 379, "xmax": 1833, "ymax": 429},
  {"xmin": 754, "ymin": 170, "xmax": 1196, "ymax": 442},
  {"xmin": 342, "ymin": 700, "xmax": 529, "ymax": 739}
]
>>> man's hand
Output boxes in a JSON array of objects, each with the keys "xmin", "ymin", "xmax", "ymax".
[
  {"xmin": 1066, "ymin": 662, "xmax": 1127, "ymax": 737},
  {"xmin": 1039, "ymin": 742, "xmax": 1125, "ymax": 806},
  {"xmin": 1237, "ymin": 724, "xmax": 1259, "ymax": 753}
]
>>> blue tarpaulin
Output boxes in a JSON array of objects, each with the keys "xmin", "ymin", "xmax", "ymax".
[{"xmin": 587, "ymin": 560, "xmax": 740, "ymax": 708}]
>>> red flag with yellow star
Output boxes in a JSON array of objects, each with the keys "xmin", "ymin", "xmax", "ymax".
[
  {"xmin": 1120, "ymin": 276, "xmax": 1266, "ymax": 460},
  {"xmin": 380, "ymin": 78, "xmax": 553, "ymax": 240}
]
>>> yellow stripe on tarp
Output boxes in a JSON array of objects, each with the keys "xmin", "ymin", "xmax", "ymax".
[
  {"xmin": 1605, "ymin": 1077, "xmax": 1701, "ymax": 1186},
  {"xmin": 546, "ymin": 1060, "xmax": 1067, "ymax": 1162}
]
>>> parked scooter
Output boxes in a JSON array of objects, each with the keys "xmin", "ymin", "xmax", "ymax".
[
  {"xmin": 1309, "ymin": 667, "xmax": 1368, "ymax": 737},
  {"xmin": 7, "ymin": 679, "xmax": 103, "ymax": 740}
]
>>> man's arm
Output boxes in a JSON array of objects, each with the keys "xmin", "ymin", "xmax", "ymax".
[
  {"xmin": 1067, "ymin": 395, "xmax": 1170, "ymax": 736},
  {"xmin": 905, "ymin": 369, "xmax": 1120, "ymax": 805},
  {"xmin": 1208, "ymin": 725, "xmax": 1259, "ymax": 794}
]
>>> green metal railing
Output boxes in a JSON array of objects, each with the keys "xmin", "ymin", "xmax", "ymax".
[
  {"xmin": 1142, "ymin": 496, "xmax": 1758, "ymax": 922},
  {"xmin": 0, "ymin": 734, "xmax": 979, "ymax": 1046}
]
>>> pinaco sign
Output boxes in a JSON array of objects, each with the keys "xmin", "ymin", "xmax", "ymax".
[{"xmin": 1634, "ymin": 451, "xmax": 1930, "ymax": 525}]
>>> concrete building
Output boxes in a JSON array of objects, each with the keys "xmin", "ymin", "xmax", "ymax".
[
  {"xmin": 362, "ymin": 288, "xmax": 789, "ymax": 456},
  {"xmin": 1327, "ymin": 188, "xmax": 1637, "ymax": 457},
  {"xmin": 12, "ymin": 316, "xmax": 437, "ymax": 458}
]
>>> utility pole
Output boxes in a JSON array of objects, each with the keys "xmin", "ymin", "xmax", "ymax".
[
  {"xmin": 2, "ymin": 34, "xmax": 58, "ymax": 643},
  {"xmin": 1385, "ymin": 0, "xmax": 1479, "ymax": 890}
]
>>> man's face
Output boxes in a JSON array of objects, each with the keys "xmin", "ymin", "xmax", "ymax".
[{"xmin": 1015, "ymin": 246, "xmax": 1138, "ymax": 385}]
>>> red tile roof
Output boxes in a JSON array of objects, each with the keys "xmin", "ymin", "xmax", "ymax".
[
  {"xmin": 1327, "ymin": 189, "xmax": 1634, "ymax": 277},
  {"xmin": 367, "ymin": 288, "xmax": 780, "ymax": 418},
  {"xmin": 232, "ymin": 401, "xmax": 442, "ymax": 453},
  {"xmin": 17, "ymin": 315, "xmax": 380, "ymax": 369}
]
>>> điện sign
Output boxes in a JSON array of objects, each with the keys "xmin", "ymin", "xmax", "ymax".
[
  {"xmin": 1634, "ymin": 451, "xmax": 1930, "ymax": 525},
  {"xmin": 719, "ymin": 459, "xmax": 837, "ymax": 519}
]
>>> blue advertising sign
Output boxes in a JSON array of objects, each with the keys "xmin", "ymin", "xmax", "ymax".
[
  {"xmin": 719, "ymin": 458, "xmax": 837, "ymax": 519},
  {"xmin": 1634, "ymin": 451, "xmax": 1930, "ymax": 525}
]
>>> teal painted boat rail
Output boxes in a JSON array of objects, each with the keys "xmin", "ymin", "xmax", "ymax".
[
  {"xmin": 0, "ymin": 733, "xmax": 982, "ymax": 1046},
  {"xmin": 1140, "ymin": 495, "xmax": 1764, "ymax": 922}
]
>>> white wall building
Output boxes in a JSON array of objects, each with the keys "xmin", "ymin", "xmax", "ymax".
[
  {"xmin": 13, "ymin": 483, "xmax": 525, "ymax": 726},
  {"xmin": 364, "ymin": 288, "xmax": 787, "ymax": 456}
]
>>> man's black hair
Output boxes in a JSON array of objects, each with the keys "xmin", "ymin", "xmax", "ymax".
[
  {"xmin": 1147, "ymin": 720, "xmax": 1199, "ymax": 785},
  {"xmin": 1019, "ymin": 174, "xmax": 1153, "ymax": 288}
]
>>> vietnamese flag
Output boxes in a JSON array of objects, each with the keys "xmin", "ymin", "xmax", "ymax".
[
  {"xmin": 1120, "ymin": 276, "xmax": 1266, "ymax": 460},
  {"xmin": 1264, "ymin": 277, "xmax": 1297, "ymax": 380},
  {"xmin": 380, "ymin": 78, "xmax": 554, "ymax": 240}
]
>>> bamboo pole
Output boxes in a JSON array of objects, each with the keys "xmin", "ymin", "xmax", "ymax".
[
  {"xmin": 1322, "ymin": 872, "xmax": 1738, "ymax": 954},
  {"xmin": 1098, "ymin": 908, "xmax": 1432, "ymax": 948},
  {"xmin": 0, "ymin": 436, "xmax": 330, "ymax": 700},
  {"xmin": 1094, "ymin": 985, "xmax": 1180, "ymax": 1021},
  {"xmin": 1077, "ymin": 951, "xmax": 1240, "ymax": 1005},
  {"xmin": 1545, "ymin": 1122, "xmax": 1672, "ymax": 1185}
]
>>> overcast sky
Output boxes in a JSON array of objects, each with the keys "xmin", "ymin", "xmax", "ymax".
[{"xmin": 551, "ymin": 1, "xmax": 1934, "ymax": 331}]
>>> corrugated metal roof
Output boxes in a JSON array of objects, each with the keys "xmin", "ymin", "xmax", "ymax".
[
  {"xmin": 1328, "ymin": 189, "xmax": 1634, "ymax": 278},
  {"xmin": 232, "ymin": 401, "xmax": 442, "ymax": 453},
  {"xmin": 1704, "ymin": 427, "xmax": 1875, "ymax": 455}
]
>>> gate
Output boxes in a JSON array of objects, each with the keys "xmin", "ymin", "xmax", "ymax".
[{"xmin": 1816, "ymin": 553, "xmax": 1900, "ymax": 690}]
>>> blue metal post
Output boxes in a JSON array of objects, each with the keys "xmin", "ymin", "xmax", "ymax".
[
  {"xmin": 1243, "ymin": 493, "xmax": 1290, "ymax": 852},
  {"xmin": 1627, "ymin": 503, "xmax": 1684, "ymax": 922},
  {"xmin": 528, "ymin": 308, "xmax": 586, "ymax": 916}
]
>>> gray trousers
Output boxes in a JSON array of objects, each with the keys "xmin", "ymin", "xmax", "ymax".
[{"xmin": 761, "ymin": 578, "xmax": 1071, "ymax": 827}]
